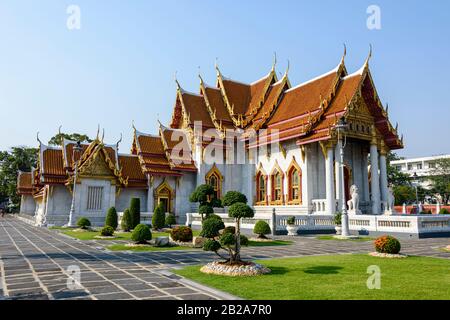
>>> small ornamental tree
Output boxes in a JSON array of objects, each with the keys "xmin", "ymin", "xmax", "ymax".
[
  {"xmin": 202, "ymin": 191, "xmax": 254, "ymax": 264},
  {"xmin": 105, "ymin": 207, "xmax": 118, "ymax": 230},
  {"xmin": 165, "ymin": 214, "xmax": 176, "ymax": 228},
  {"xmin": 152, "ymin": 203, "xmax": 166, "ymax": 230},
  {"xmin": 253, "ymin": 220, "xmax": 271, "ymax": 239},
  {"xmin": 189, "ymin": 184, "xmax": 216, "ymax": 222},
  {"xmin": 121, "ymin": 209, "xmax": 132, "ymax": 232},
  {"xmin": 131, "ymin": 224, "xmax": 152, "ymax": 244},
  {"xmin": 100, "ymin": 226, "xmax": 115, "ymax": 237},
  {"xmin": 129, "ymin": 198, "xmax": 141, "ymax": 229}
]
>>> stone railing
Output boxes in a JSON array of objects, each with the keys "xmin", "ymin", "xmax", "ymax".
[
  {"xmin": 348, "ymin": 214, "xmax": 450, "ymax": 235},
  {"xmin": 311, "ymin": 199, "xmax": 339, "ymax": 214}
]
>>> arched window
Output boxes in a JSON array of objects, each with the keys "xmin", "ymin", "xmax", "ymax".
[
  {"xmin": 287, "ymin": 158, "xmax": 302, "ymax": 205},
  {"xmin": 273, "ymin": 172, "xmax": 282, "ymax": 201},
  {"xmin": 205, "ymin": 164, "xmax": 223, "ymax": 199},
  {"xmin": 256, "ymin": 171, "xmax": 267, "ymax": 205},
  {"xmin": 270, "ymin": 163, "xmax": 284, "ymax": 205}
]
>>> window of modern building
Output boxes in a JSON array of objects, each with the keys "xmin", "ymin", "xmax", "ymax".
[{"xmin": 417, "ymin": 163, "xmax": 422, "ymax": 170}]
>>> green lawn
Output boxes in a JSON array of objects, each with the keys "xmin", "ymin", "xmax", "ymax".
[
  {"xmin": 248, "ymin": 240, "xmax": 293, "ymax": 247},
  {"xmin": 174, "ymin": 254, "xmax": 450, "ymax": 300},
  {"xmin": 51, "ymin": 228, "xmax": 200, "ymax": 241},
  {"xmin": 106, "ymin": 244, "xmax": 196, "ymax": 252},
  {"xmin": 316, "ymin": 235, "xmax": 374, "ymax": 242}
]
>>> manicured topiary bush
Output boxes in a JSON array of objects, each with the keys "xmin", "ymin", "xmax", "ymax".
[
  {"xmin": 222, "ymin": 226, "xmax": 236, "ymax": 235},
  {"xmin": 100, "ymin": 226, "xmax": 115, "ymax": 237},
  {"xmin": 223, "ymin": 191, "xmax": 248, "ymax": 206},
  {"xmin": 170, "ymin": 226, "xmax": 193, "ymax": 242},
  {"xmin": 105, "ymin": 207, "xmax": 118, "ymax": 230},
  {"xmin": 189, "ymin": 184, "xmax": 215, "ymax": 204},
  {"xmin": 121, "ymin": 208, "xmax": 132, "ymax": 232},
  {"xmin": 131, "ymin": 224, "xmax": 152, "ymax": 244},
  {"xmin": 199, "ymin": 204, "xmax": 214, "ymax": 220},
  {"xmin": 77, "ymin": 217, "xmax": 91, "ymax": 230},
  {"xmin": 374, "ymin": 235, "xmax": 401, "ymax": 254},
  {"xmin": 210, "ymin": 197, "xmax": 223, "ymax": 208},
  {"xmin": 165, "ymin": 214, "xmax": 176, "ymax": 228},
  {"xmin": 439, "ymin": 208, "xmax": 450, "ymax": 215},
  {"xmin": 152, "ymin": 203, "xmax": 166, "ymax": 230},
  {"xmin": 130, "ymin": 198, "xmax": 141, "ymax": 229},
  {"xmin": 200, "ymin": 216, "xmax": 225, "ymax": 238},
  {"xmin": 253, "ymin": 220, "xmax": 271, "ymax": 239}
]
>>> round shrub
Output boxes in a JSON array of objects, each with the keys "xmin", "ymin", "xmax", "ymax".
[
  {"xmin": 223, "ymin": 191, "xmax": 247, "ymax": 206},
  {"xmin": 210, "ymin": 197, "xmax": 223, "ymax": 208},
  {"xmin": 100, "ymin": 226, "xmax": 115, "ymax": 237},
  {"xmin": 199, "ymin": 204, "xmax": 214, "ymax": 217},
  {"xmin": 206, "ymin": 214, "xmax": 222, "ymax": 221},
  {"xmin": 439, "ymin": 208, "xmax": 450, "ymax": 215},
  {"xmin": 121, "ymin": 208, "xmax": 132, "ymax": 232},
  {"xmin": 200, "ymin": 217, "xmax": 225, "ymax": 238},
  {"xmin": 253, "ymin": 220, "xmax": 271, "ymax": 238},
  {"xmin": 165, "ymin": 213, "xmax": 176, "ymax": 228},
  {"xmin": 77, "ymin": 217, "xmax": 91, "ymax": 230},
  {"xmin": 131, "ymin": 224, "xmax": 152, "ymax": 244},
  {"xmin": 152, "ymin": 203, "xmax": 166, "ymax": 230},
  {"xmin": 222, "ymin": 226, "xmax": 236, "ymax": 235},
  {"xmin": 189, "ymin": 184, "xmax": 214, "ymax": 204},
  {"xmin": 203, "ymin": 239, "xmax": 221, "ymax": 252},
  {"xmin": 105, "ymin": 207, "xmax": 118, "ymax": 230},
  {"xmin": 240, "ymin": 234, "xmax": 249, "ymax": 246},
  {"xmin": 228, "ymin": 202, "xmax": 254, "ymax": 219},
  {"xmin": 374, "ymin": 235, "xmax": 401, "ymax": 254},
  {"xmin": 130, "ymin": 198, "xmax": 141, "ymax": 229},
  {"xmin": 219, "ymin": 232, "xmax": 235, "ymax": 247},
  {"xmin": 170, "ymin": 226, "xmax": 193, "ymax": 242}
]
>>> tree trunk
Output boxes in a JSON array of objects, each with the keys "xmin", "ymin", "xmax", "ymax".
[{"xmin": 235, "ymin": 218, "xmax": 241, "ymax": 263}]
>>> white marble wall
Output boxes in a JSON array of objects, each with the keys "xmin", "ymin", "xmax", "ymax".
[
  {"xmin": 20, "ymin": 195, "xmax": 36, "ymax": 215},
  {"xmin": 116, "ymin": 188, "xmax": 147, "ymax": 212}
]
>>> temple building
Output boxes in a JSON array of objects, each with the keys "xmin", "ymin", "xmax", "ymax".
[{"xmin": 17, "ymin": 50, "xmax": 403, "ymax": 227}]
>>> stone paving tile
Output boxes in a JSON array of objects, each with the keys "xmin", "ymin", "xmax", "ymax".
[{"xmin": 1, "ymin": 217, "xmax": 449, "ymax": 300}]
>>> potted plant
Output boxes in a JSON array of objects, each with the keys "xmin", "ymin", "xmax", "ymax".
[
  {"xmin": 334, "ymin": 212, "xmax": 342, "ymax": 235},
  {"xmin": 286, "ymin": 216, "xmax": 299, "ymax": 236}
]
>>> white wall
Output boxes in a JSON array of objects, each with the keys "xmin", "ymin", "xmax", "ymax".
[
  {"xmin": 20, "ymin": 195, "xmax": 36, "ymax": 215},
  {"xmin": 116, "ymin": 188, "xmax": 147, "ymax": 212}
]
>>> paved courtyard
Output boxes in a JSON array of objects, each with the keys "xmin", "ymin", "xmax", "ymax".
[{"xmin": 0, "ymin": 216, "xmax": 449, "ymax": 300}]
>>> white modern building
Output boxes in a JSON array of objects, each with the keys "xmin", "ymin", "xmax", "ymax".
[{"xmin": 391, "ymin": 154, "xmax": 450, "ymax": 189}]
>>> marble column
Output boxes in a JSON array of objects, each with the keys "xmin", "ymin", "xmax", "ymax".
[
  {"xmin": 370, "ymin": 142, "xmax": 381, "ymax": 214},
  {"xmin": 379, "ymin": 145, "xmax": 389, "ymax": 213},
  {"xmin": 325, "ymin": 146, "xmax": 336, "ymax": 215},
  {"xmin": 334, "ymin": 140, "xmax": 343, "ymax": 211}
]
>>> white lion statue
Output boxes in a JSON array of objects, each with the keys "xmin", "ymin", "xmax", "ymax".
[{"xmin": 347, "ymin": 185, "xmax": 361, "ymax": 215}]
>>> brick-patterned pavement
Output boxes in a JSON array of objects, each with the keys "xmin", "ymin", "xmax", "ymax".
[{"xmin": 1, "ymin": 216, "xmax": 449, "ymax": 300}]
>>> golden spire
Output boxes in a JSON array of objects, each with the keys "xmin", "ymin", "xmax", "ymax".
[
  {"xmin": 116, "ymin": 133, "xmax": 122, "ymax": 149},
  {"xmin": 271, "ymin": 52, "xmax": 277, "ymax": 73},
  {"xmin": 36, "ymin": 132, "xmax": 42, "ymax": 146}
]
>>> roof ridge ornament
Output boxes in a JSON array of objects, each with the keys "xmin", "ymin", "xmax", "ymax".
[
  {"xmin": 36, "ymin": 132, "xmax": 42, "ymax": 146},
  {"xmin": 116, "ymin": 133, "xmax": 122, "ymax": 149},
  {"xmin": 272, "ymin": 52, "xmax": 277, "ymax": 72}
]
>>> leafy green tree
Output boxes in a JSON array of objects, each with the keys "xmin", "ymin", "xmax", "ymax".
[
  {"xmin": 429, "ymin": 158, "xmax": 450, "ymax": 204},
  {"xmin": 228, "ymin": 201, "xmax": 254, "ymax": 262},
  {"xmin": 393, "ymin": 185, "xmax": 416, "ymax": 205},
  {"xmin": 165, "ymin": 214, "xmax": 176, "ymax": 228},
  {"xmin": 48, "ymin": 133, "xmax": 92, "ymax": 146},
  {"xmin": 222, "ymin": 191, "xmax": 247, "ymax": 207},
  {"xmin": 0, "ymin": 146, "xmax": 38, "ymax": 211},
  {"xmin": 387, "ymin": 152, "xmax": 410, "ymax": 186}
]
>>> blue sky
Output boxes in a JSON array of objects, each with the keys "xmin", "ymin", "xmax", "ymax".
[{"xmin": 0, "ymin": 0, "xmax": 449, "ymax": 158}]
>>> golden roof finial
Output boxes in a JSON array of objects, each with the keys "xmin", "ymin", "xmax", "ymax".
[
  {"xmin": 58, "ymin": 125, "xmax": 62, "ymax": 135},
  {"xmin": 116, "ymin": 133, "xmax": 122, "ymax": 149},
  {"xmin": 395, "ymin": 122, "xmax": 398, "ymax": 131},
  {"xmin": 101, "ymin": 129, "xmax": 105, "ymax": 143},
  {"xmin": 132, "ymin": 120, "xmax": 136, "ymax": 133},
  {"xmin": 272, "ymin": 51, "xmax": 277, "ymax": 72},
  {"xmin": 385, "ymin": 103, "xmax": 389, "ymax": 115},
  {"xmin": 36, "ymin": 132, "xmax": 42, "ymax": 146},
  {"xmin": 96, "ymin": 124, "xmax": 100, "ymax": 141}
]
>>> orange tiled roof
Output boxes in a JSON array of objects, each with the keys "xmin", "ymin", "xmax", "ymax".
[
  {"xmin": 118, "ymin": 155, "xmax": 147, "ymax": 188},
  {"xmin": 17, "ymin": 172, "xmax": 33, "ymax": 195}
]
